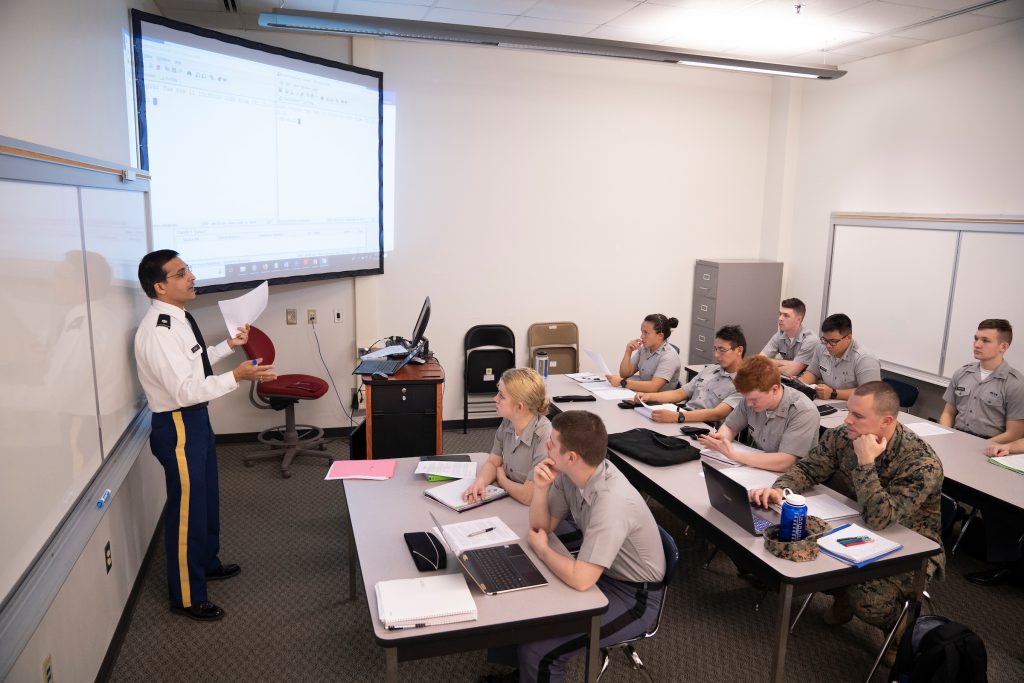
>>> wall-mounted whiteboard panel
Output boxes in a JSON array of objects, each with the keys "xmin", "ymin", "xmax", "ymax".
[
  {"xmin": 945, "ymin": 232, "xmax": 1024, "ymax": 375},
  {"xmin": 0, "ymin": 180, "xmax": 104, "ymax": 604},
  {"xmin": 827, "ymin": 225, "xmax": 958, "ymax": 376},
  {"xmin": 80, "ymin": 188, "xmax": 149, "ymax": 456}
]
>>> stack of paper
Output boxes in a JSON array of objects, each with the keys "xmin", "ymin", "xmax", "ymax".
[
  {"xmin": 325, "ymin": 459, "xmax": 396, "ymax": 481},
  {"xmin": 633, "ymin": 402, "xmax": 678, "ymax": 421},
  {"xmin": 566, "ymin": 372, "xmax": 604, "ymax": 383},
  {"xmin": 415, "ymin": 460, "xmax": 477, "ymax": 480},
  {"xmin": 817, "ymin": 523, "xmax": 902, "ymax": 567},
  {"xmin": 375, "ymin": 574, "xmax": 477, "ymax": 630},
  {"xmin": 989, "ymin": 454, "xmax": 1024, "ymax": 475},
  {"xmin": 699, "ymin": 442, "xmax": 761, "ymax": 467},
  {"xmin": 906, "ymin": 422, "xmax": 952, "ymax": 437},
  {"xmin": 425, "ymin": 478, "xmax": 507, "ymax": 512},
  {"xmin": 432, "ymin": 516, "xmax": 518, "ymax": 555}
]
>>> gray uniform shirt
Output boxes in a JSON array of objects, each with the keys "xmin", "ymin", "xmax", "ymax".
[
  {"xmin": 761, "ymin": 326, "xmax": 819, "ymax": 365},
  {"xmin": 805, "ymin": 338, "xmax": 881, "ymax": 389},
  {"xmin": 548, "ymin": 459, "xmax": 666, "ymax": 583},
  {"xmin": 680, "ymin": 364, "xmax": 742, "ymax": 410},
  {"xmin": 943, "ymin": 361, "xmax": 1024, "ymax": 438},
  {"xmin": 630, "ymin": 342, "xmax": 681, "ymax": 389},
  {"xmin": 490, "ymin": 415, "xmax": 553, "ymax": 484},
  {"xmin": 724, "ymin": 385, "xmax": 820, "ymax": 457}
]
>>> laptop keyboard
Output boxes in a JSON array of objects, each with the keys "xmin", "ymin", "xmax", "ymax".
[
  {"xmin": 470, "ymin": 546, "xmax": 528, "ymax": 592},
  {"xmin": 752, "ymin": 515, "xmax": 772, "ymax": 534},
  {"xmin": 353, "ymin": 358, "xmax": 404, "ymax": 375}
]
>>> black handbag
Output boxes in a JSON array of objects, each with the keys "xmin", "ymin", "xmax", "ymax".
[{"xmin": 607, "ymin": 428, "xmax": 700, "ymax": 467}]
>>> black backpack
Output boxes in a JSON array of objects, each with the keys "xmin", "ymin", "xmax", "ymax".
[
  {"xmin": 607, "ymin": 428, "xmax": 700, "ymax": 467},
  {"xmin": 889, "ymin": 615, "xmax": 987, "ymax": 683}
]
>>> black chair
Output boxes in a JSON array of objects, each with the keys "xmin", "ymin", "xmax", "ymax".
[
  {"xmin": 883, "ymin": 378, "xmax": 919, "ymax": 411},
  {"xmin": 463, "ymin": 325, "xmax": 515, "ymax": 433},
  {"xmin": 597, "ymin": 526, "xmax": 680, "ymax": 681}
]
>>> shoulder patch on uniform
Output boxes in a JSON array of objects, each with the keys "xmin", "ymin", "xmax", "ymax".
[{"xmin": 157, "ymin": 313, "xmax": 171, "ymax": 329}]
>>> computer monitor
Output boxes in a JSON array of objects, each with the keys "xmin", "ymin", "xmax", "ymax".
[{"xmin": 410, "ymin": 296, "xmax": 431, "ymax": 350}]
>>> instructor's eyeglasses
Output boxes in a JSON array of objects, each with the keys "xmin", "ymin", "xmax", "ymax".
[{"xmin": 164, "ymin": 264, "xmax": 192, "ymax": 281}]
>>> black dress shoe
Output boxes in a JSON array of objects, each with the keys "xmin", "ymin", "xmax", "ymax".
[
  {"xmin": 206, "ymin": 563, "xmax": 241, "ymax": 581},
  {"xmin": 966, "ymin": 565, "xmax": 1013, "ymax": 586},
  {"xmin": 170, "ymin": 602, "xmax": 225, "ymax": 621}
]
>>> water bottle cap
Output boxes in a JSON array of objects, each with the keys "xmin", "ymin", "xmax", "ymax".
[{"xmin": 782, "ymin": 488, "xmax": 806, "ymax": 506}]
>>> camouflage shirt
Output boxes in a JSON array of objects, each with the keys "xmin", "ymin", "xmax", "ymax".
[{"xmin": 773, "ymin": 422, "xmax": 945, "ymax": 575}]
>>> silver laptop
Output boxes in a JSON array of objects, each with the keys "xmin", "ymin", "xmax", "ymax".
[{"xmin": 429, "ymin": 511, "xmax": 547, "ymax": 595}]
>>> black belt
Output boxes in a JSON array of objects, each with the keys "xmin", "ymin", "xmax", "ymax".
[
  {"xmin": 613, "ymin": 578, "xmax": 662, "ymax": 592},
  {"xmin": 177, "ymin": 402, "xmax": 208, "ymax": 412}
]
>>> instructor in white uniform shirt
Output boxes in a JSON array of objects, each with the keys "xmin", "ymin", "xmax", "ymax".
[{"xmin": 134, "ymin": 249, "xmax": 275, "ymax": 622}]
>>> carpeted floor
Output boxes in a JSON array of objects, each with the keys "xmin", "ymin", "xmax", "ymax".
[{"xmin": 106, "ymin": 428, "xmax": 1024, "ymax": 682}]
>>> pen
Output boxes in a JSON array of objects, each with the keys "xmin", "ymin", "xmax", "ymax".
[
  {"xmin": 97, "ymin": 489, "xmax": 111, "ymax": 509},
  {"xmin": 820, "ymin": 523, "xmax": 852, "ymax": 537},
  {"xmin": 386, "ymin": 623, "xmax": 428, "ymax": 630},
  {"xmin": 467, "ymin": 527, "xmax": 495, "ymax": 537},
  {"xmin": 251, "ymin": 359, "xmax": 258, "ymax": 365}
]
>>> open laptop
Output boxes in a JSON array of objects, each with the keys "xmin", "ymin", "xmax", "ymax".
[
  {"xmin": 428, "ymin": 511, "xmax": 548, "ymax": 595},
  {"xmin": 702, "ymin": 462, "xmax": 775, "ymax": 536},
  {"xmin": 352, "ymin": 346, "xmax": 417, "ymax": 377}
]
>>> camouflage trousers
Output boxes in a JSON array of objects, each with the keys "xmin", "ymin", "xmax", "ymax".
[{"xmin": 834, "ymin": 571, "xmax": 915, "ymax": 630}]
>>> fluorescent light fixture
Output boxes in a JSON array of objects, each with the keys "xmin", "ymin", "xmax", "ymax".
[
  {"xmin": 258, "ymin": 11, "xmax": 845, "ymax": 80},
  {"xmin": 677, "ymin": 60, "xmax": 821, "ymax": 78}
]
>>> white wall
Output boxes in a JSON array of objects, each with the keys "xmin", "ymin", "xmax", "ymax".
[{"xmin": 775, "ymin": 19, "xmax": 1024, "ymax": 328}]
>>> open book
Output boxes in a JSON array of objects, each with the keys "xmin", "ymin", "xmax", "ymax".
[
  {"xmin": 375, "ymin": 574, "xmax": 477, "ymax": 629},
  {"xmin": 989, "ymin": 453, "xmax": 1024, "ymax": 475},
  {"xmin": 425, "ymin": 478, "xmax": 508, "ymax": 512},
  {"xmin": 816, "ymin": 523, "xmax": 902, "ymax": 567}
]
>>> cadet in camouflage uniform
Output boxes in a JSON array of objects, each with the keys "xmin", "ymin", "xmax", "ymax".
[{"xmin": 750, "ymin": 381, "xmax": 943, "ymax": 631}]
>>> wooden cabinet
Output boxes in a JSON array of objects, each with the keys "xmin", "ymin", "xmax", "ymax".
[
  {"xmin": 688, "ymin": 259, "xmax": 783, "ymax": 364},
  {"xmin": 359, "ymin": 358, "xmax": 444, "ymax": 459}
]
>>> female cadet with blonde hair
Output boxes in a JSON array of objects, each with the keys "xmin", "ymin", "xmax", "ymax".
[{"xmin": 464, "ymin": 367, "xmax": 552, "ymax": 505}]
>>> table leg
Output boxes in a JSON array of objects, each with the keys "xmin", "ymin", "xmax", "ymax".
[
  {"xmin": 584, "ymin": 614, "xmax": 601, "ymax": 683},
  {"xmin": 385, "ymin": 648, "xmax": 398, "ymax": 683},
  {"xmin": 770, "ymin": 582, "xmax": 794, "ymax": 683}
]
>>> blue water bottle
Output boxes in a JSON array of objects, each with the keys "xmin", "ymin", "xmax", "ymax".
[
  {"xmin": 535, "ymin": 351, "xmax": 550, "ymax": 380},
  {"xmin": 778, "ymin": 488, "xmax": 807, "ymax": 542}
]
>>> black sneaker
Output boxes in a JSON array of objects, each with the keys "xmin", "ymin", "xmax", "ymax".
[
  {"xmin": 170, "ymin": 601, "xmax": 225, "ymax": 621},
  {"xmin": 206, "ymin": 563, "xmax": 242, "ymax": 581}
]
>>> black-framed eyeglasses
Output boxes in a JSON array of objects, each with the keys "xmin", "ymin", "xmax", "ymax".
[
  {"xmin": 820, "ymin": 334, "xmax": 850, "ymax": 347},
  {"xmin": 164, "ymin": 264, "xmax": 192, "ymax": 281},
  {"xmin": 712, "ymin": 345, "xmax": 734, "ymax": 354}
]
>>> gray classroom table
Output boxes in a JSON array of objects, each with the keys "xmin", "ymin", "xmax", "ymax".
[
  {"xmin": 343, "ymin": 454, "xmax": 608, "ymax": 682},
  {"xmin": 547, "ymin": 375, "xmax": 942, "ymax": 683}
]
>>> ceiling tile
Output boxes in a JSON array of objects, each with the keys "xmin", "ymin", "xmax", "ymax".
[
  {"xmin": 235, "ymin": 0, "xmax": 284, "ymax": 12},
  {"xmin": 828, "ymin": 32, "xmax": 925, "ymax": 56},
  {"xmin": 832, "ymin": 1, "xmax": 943, "ymax": 32},
  {"xmin": 505, "ymin": 15, "xmax": 598, "ymax": 36},
  {"xmin": 972, "ymin": 0, "xmax": 1024, "ymax": 18},
  {"xmin": 749, "ymin": 0, "xmax": 870, "ymax": 20},
  {"xmin": 278, "ymin": 0, "xmax": 337, "ymax": 11},
  {"xmin": 787, "ymin": 49, "xmax": 855, "ymax": 66},
  {"xmin": 434, "ymin": 0, "xmax": 537, "ymax": 13},
  {"xmin": 878, "ymin": 0, "xmax": 979, "ymax": 9},
  {"xmin": 423, "ymin": 7, "xmax": 517, "ymax": 29},
  {"xmin": 893, "ymin": 10, "xmax": 1004, "ymax": 39},
  {"xmin": 339, "ymin": 0, "xmax": 434, "ymax": 6},
  {"xmin": 587, "ymin": 23, "xmax": 677, "ymax": 43},
  {"xmin": 646, "ymin": 0, "xmax": 760, "ymax": 10},
  {"xmin": 331, "ymin": 0, "xmax": 431, "ymax": 20},
  {"xmin": 525, "ymin": 0, "xmax": 641, "ymax": 25}
]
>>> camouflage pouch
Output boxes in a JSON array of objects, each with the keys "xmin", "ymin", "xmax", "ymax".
[{"xmin": 763, "ymin": 516, "xmax": 830, "ymax": 562}]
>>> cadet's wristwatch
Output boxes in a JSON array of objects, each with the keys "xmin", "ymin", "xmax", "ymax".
[
  {"xmin": 830, "ymin": 388, "xmax": 838, "ymax": 400},
  {"xmin": 677, "ymin": 410, "xmax": 685, "ymax": 424},
  {"xmin": 619, "ymin": 378, "xmax": 628, "ymax": 388}
]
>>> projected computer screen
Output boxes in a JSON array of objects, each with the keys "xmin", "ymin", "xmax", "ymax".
[{"xmin": 132, "ymin": 11, "xmax": 383, "ymax": 292}]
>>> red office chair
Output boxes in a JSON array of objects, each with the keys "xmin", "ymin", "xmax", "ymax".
[{"xmin": 241, "ymin": 326, "xmax": 333, "ymax": 478}]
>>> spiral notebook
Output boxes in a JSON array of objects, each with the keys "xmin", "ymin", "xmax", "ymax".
[{"xmin": 374, "ymin": 573, "xmax": 477, "ymax": 630}]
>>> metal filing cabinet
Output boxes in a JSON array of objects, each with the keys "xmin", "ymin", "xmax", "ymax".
[{"xmin": 689, "ymin": 259, "xmax": 783, "ymax": 364}]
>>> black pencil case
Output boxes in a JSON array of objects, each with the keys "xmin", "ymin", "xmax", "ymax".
[{"xmin": 403, "ymin": 531, "xmax": 447, "ymax": 572}]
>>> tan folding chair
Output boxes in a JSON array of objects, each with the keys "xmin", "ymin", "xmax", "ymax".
[{"xmin": 527, "ymin": 321, "xmax": 579, "ymax": 375}]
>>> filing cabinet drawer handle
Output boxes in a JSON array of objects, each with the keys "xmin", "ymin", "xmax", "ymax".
[
  {"xmin": 702, "ymin": 273, "xmax": 711, "ymax": 281},
  {"xmin": 696, "ymin": 317, "xmax": 708, "ymax": 323},
  {"xmin": 700, "ymin": 305, "xmax": 708, "ymax": 312},
  {"xmin": 699, "ymin": 286, "xmax": 710, "ymax": 291},
  {"xmin": 695, "ymin": 346, "xmax": 705, "ymax": 353},
  {"xmin": 697, "ymin": 335, "xmax": 706, "ymax": 343}
]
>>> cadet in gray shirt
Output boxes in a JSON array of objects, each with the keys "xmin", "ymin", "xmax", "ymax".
[
  {"xmin": 635, "ymin": 324, "xmax": 747, "ymax": 425},
  {"xmin": 760, "ymin": 297, "xmax": 820, "ymax": 377},
  {"xmin": 700, "ymin": 356, "xmax": 821, "ymax": 472},
  {"xmin": 464, "ymin": 368, "xmax": 552, "ymax": 506},
  {"xmin": 940, "ymin": 319, "xmax": 1024, "ymax": 442},
  {"xmin": 516, "ymin": 410, "xmax": 666, "ymax": 683},
  {"xmin": 607, "ymin": 313, "xmax": 681, "ymax": 392},
  {"xmin": 800, "ymin": 313, "xmax": 881, "ymax": 400}
]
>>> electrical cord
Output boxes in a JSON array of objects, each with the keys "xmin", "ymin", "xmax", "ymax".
[{"xmin": 310, "ymin": 319, "xmax": 355, "ymax": 427}]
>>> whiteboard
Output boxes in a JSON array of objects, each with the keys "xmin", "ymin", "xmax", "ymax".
[
  {"xmin": 0, "ymin": 176, "xmax": 148, "ymax": 605},
  {"xmin": 827, "ymin": 225, "xmax": 958, "ymax": 376},
  {"xmin": 945, "ymin": 232, "xmax": 1024, "ymax": 375}
]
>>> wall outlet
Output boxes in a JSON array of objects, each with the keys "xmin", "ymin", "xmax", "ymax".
[
  {"xmin": 307, "ymin": 309, "xmax": 317, "ymax": 324},
  {"xmin": 104, "ymin": 541, "xmax": 112, "ymax": 574},
  {"xmin": 286, "ymin": 308, "xmax": 297, "ymax": 325},
  {"xmin": 333, "ymin": 308, "xmax": 343, "ymax": 324}
]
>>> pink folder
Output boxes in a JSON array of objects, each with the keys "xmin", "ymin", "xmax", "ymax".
[{"xmin": 325, "ymin": 459, "xmax": 397, "ymax": 481}]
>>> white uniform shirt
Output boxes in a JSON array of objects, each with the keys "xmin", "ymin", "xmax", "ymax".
[{"xmin": 134, "ymin": 300, "xmax": 238, "ymax": 413}]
